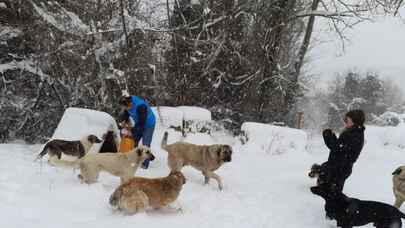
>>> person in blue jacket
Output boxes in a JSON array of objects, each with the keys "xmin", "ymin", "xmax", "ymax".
[{"xmin": 119, "ymin": 95, "xmax": 156, "ymax": 169}]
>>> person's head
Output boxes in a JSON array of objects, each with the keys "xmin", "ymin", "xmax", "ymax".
[
  {"xmin": 344, "ymin": 109, "xmax": 365, "ymax": 128},
  {"xmin": 119, "ymin": 96, "xmax": 132, "ymax": 110}
]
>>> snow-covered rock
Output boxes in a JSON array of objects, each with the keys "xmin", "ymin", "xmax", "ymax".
[{"xmin": 51, "ymin": 107, "xmax": 120, "ymax": 153}]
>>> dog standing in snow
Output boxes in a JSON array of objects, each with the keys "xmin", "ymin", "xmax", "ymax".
[
  {"xmin": 161, "ymin": 132, "xmax": 232, "ymax": 190},
  {"xmin": 36, "ymin": 134, "xmax": 102, "ymax": 160},
  {"xmin": 78, "ymin": 146, "xmax": 155, "ymax": 184},
  {"xmin": 109, "ymin": 171, "xmax": 186, "ymax": 214}
]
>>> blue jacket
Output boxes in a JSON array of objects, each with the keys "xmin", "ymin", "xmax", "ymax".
[{"xmin": 127, "ymin": 96, "xmax": 156, "ymax": 129}]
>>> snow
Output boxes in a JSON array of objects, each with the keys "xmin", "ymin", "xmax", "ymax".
[
  {"xmin": 51, "ymin": 107, "xmax": 120, "ymax": 153},
  {"xmin": 152, "ymin": 106, "xmax": 211, "ymax": 128},
  {"xmin": 0, "ymin": 26, "xmax": 22, "ymax": 41},
  {"xmin": 241, "ymin": 122, "xmax": 307, "ymax": 155},
  {"xmin": 1, "ymin": 108, "xmax": 405, "ymax": 228},
  {"xmin": 0, "ymin": 59, "xmax": 50, "ymax": 81},
  {"xmin": 31, "ymin": 1, "xmax": 89, "ymax": 35}
]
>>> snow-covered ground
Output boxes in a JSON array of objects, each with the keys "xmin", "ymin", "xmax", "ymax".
[{"xmin": 1, "ymin": 120, "xmax": 405, "ymax": 228}]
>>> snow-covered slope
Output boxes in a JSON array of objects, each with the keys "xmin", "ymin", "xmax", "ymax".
[{"xmin": 0, "ymin": 121, "xmax": 404, "ymax": 228}]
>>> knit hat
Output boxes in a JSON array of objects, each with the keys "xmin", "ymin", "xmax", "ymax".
[{"xmin": 345, "ymin": 109, "xmax": 365, "ymax": 126}]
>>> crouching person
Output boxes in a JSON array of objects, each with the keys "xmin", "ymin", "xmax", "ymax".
[{"xmin": 119, "ymin": 95, "xmax": 156, "ymax": 169}]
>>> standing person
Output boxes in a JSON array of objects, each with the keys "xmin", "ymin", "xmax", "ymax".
[
  {"xmin": 321, "ymin": 109, "xmax": 365, "ymax": 193},
  {"xmin": 119, "ymin": 95, "xmax": 156, "ymax": 169}
]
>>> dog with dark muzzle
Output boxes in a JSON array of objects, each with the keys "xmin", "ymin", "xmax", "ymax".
[
  {"xmin": 36, "ymin": 135, "xmax": 102, "ymax": 160},
  {"xmin": 311, "ymin": 185, "xmax": 405, "ymax": 228},
  {"xmin": 161, "ymin": 132, "xmax": 232, "ymax": 190}
]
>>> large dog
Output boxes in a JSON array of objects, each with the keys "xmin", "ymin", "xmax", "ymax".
[
  {"xmin": 109, "ymin": 171, "xmax": 186, "ymax": 214},
  {"xmin": 161, "ymin": 132, "xmax": 232, "ymax": 190},
  {"xmin": 77, "ymin": 146, "xmax": 155, "ymax": 184},
  {"xmin": 393, "ymin": 166, "xmax": 405, "ymax": 208},
  {"xmin": 36, "ymin": 134, "xmax": 102, "ymax": 160},
  {"xmin": 311, "ymin": 185, "xmax": 405, "ymax": 228}
]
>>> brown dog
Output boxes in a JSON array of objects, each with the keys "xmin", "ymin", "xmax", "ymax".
[
  {"xmin": 77, "ymin": 146, "xmax": 155, "ymax": 184},
  {"xmin": 161, "ymin": 132, "xmax": 232, "ymax": 190},
  {"xmin": 109, "ymin": 171, "xmax": 186, "ymax": 214}
]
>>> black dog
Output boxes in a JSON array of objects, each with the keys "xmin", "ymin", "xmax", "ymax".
[
  {"xmin": 99, "ymin": 131, "xmax": 118, "ymax": 153},
  {"xmin": 308, "ymin": 163, "xmax": 328, "ymax": 186},
  {"xmin": 311, "ymin": 185, "xmax": 405, "ymax": 228},
  {"xmin": 36, "ymin": 135, "xmax": 102, "ymax": 160}
]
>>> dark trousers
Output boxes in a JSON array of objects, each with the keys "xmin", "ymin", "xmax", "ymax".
[{"xmin": 132, "ymin": 126, "xmax": 155, "ymax": 168}]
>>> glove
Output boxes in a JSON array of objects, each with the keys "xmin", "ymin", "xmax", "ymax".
[{"xmin": 322, "ymin": 129, "xmax": 333, "ymax": 137}]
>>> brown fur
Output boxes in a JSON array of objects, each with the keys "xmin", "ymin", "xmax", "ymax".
[
  {"xmin": 393, "ymin": 166, "xmax": 405, "ymax": 208},
  {"xmin": 109, "ymin": 171, "xmax": 186, "ymax": 214},
  {"xmin": 77, "ymin": 146, "xmax": 155, "ymax": 184},
  {"xmin": 161, "ymin": 132, "xmax": 232, "ymax": 190}
]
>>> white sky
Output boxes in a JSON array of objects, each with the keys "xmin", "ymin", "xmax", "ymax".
[{"xmin": 308, "ymin": 9, "xmax": 405, "ymax": 90}]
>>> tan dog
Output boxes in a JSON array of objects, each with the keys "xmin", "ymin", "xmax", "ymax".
[
  {"xmin": 77, "ymin": 146, "xmax": 155, "ymax": 184},
  {"xmin": 161, "ymin": 132, "xmax": 232, "ymax": 190},
  {"xmin": 393, "ymin": 166, "xmax": 405, "ymax": 208},
  {"xmin": 109, "ymin": 171, "xmax": 186, "ymax": 214}
]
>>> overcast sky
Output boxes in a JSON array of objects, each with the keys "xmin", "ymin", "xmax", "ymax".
[{"xmin": 307, "ymin": 9, "xmax": 405, "ymax": 91}]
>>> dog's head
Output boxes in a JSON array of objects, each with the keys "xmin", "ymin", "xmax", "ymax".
[
  {"xmin": 308, "ymin": 163, "xmax": 322, "ymax": 178},
  {"xmin": 310, "ymin": 184, "xmax": 346, "ymax": 201},
  {"xmin": 169, "ymin": 171, "xmax": 186, "ymax": 185},
  {"xmin": 214, "ymin": 145, "xmax": 233, "ymax": 163},
  {"xmin": 134, "ymin": 146, "xmax": 155, "ymax": 161},
  {"xmin": 88, "ymin": 135, "xmax": 102, "ymax": 144}
]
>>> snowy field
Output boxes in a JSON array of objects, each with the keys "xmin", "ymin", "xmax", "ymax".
[{"xmin": 1, "ymin": 115, "xmax": 405, "ymax": 228}]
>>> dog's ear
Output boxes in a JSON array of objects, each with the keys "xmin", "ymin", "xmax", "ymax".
[
  {"xmin": 216, "ymin": 146, "xmax": 223, "ymax": 157},
  {"xmin": 393, "ymin": 167, "xmax": 402, "ymax": 175}
]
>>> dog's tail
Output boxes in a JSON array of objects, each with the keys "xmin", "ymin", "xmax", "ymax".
[
  {"xmin": 161, "ymin": 131, "xmax": 169, "ymax": 150},
  {"xmin": 35, "ymin": 143, "xmax": 50, "ymax": 161},
  {"xmin": 109, "ymin": 188, "xmax": 122, "ymax": 207}
]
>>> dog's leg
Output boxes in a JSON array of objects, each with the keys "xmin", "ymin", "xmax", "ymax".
[
  {"xmin": 202, "ymin": 171, "xmax": 210, "ymax": 185},
  {"xmin": 206, "ymin": 171, "xmax": 223, "ymax": 190}
]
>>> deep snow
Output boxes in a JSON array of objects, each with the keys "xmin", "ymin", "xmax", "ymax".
[{"xmin": 1, "ymin": 123, "xmax": 404, "ymax": 228}]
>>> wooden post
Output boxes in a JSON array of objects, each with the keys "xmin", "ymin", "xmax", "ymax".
[{"xmin": 297, "ymin": 111, "xmax": 304, "ymax": 129}]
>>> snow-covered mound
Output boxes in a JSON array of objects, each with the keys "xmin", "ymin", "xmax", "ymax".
[
  {"xmin": 241, "ymin": 122, "xmax": 307, "ymax": 155},
  {"xmin": 366, "ymin": 124, "xmax": 405, "ymax": 149},
  {"xmin": 152, "ymin": 106, "xmax": 212, "ymax": 128},
  {"xmin": 51, "ymin": 107, "xmax": 120, "ymax": 153}
]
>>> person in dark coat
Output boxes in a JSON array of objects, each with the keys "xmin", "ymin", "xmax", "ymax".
[
  {"xmin": 321, "ymin": 109, "xmax": 365, "ymax": 192},
  {"xmin": 317, "ymin": 109, "xmax": 366, "ymax": 219},
  {"xmin": 119, "ymin": 95, "xmax": 156, "ymax": 169}
]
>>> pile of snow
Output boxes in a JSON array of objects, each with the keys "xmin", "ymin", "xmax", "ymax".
[
  {"xmin": 366, "ymin": 124, "xmax": 405, "ymax": 149},
  {"xmin": 51, "ymin": 107, "xmax": 120, "ymax": 153},
  {"xmin": 152, "ymin": 106, "xmax": 184, "ymax": 128},
  {"xmin": 241, "ymin": 122, "xmax": 308, "ymax": 155},
  {"xmin": 152, "ymin": 106, "xmax": 212, "ymax": 128}
]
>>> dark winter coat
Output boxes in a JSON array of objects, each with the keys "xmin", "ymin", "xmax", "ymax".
[{"xmin": 322, "ymin": 125, "xmax": 365, "ymax": 178}]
